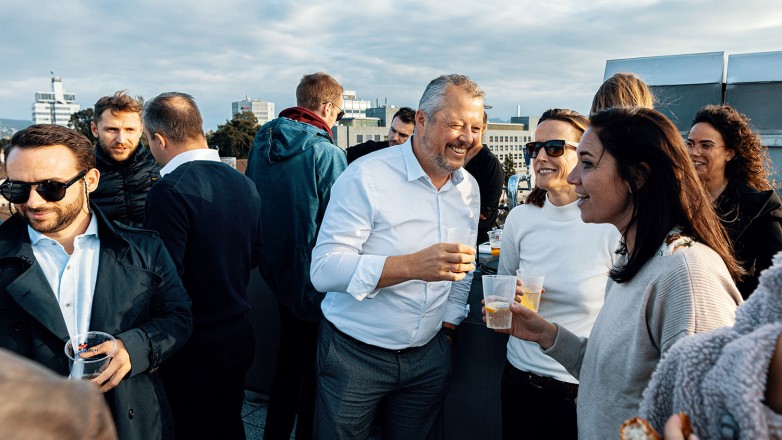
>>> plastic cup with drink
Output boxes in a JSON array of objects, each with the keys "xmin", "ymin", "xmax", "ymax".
[
  {"xmin": 516, "ymin": 269, "xmax": 545, "ymax": 312},
  {"xmin": 482, "ymin": 275, "xmax": 517, "ymax": 329},
  {"xmin": 488, "ymin": 228, "xmax": 503, "ymax": 257},
  {"xmin": 64, "ymin": 331, "xmax": 117, "ymax": 381}
]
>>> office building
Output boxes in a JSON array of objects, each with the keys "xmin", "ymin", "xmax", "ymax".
[
  {"xmin": 232, "ymin": 97, "xmax": 275, "ymax": 126},
  {"xmin": 31, "ymin": 76, "xmax": 80, "ymax": 126}
]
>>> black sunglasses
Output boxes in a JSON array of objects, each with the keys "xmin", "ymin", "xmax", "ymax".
[
  {"xmin": 329, "ymin": 101, "xmax": 345, "ymax": 122},
  {"xmin": 525, "ymin": 140, "xmax": 578, "ymax": 159},
  {"xmin": 0, "ymin": 170, "xmax": 86, "ymax": 204}
]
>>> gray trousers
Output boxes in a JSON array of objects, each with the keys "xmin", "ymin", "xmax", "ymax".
[{"xmin": 315, "ymin": 320, "xmax": 453, "ymax": 440}]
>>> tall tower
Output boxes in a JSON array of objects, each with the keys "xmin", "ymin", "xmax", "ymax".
[{"xmin": 31, "ymin": 76, "xmax": 80, "ymax": 126}]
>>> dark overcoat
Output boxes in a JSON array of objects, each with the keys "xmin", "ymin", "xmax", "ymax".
[{"xmin": 0, "ymin": 206, "xmax": 192, "ymax": 440}]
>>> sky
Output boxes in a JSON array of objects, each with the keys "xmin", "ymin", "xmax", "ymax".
[{"xmin": 1, "ymin": 0, "xmax": 781, "ymax": 131}]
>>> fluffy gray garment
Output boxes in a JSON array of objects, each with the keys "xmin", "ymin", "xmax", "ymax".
[{"xmin": 640, "ymin": 252, "xmax": 782, "ymax": 439}]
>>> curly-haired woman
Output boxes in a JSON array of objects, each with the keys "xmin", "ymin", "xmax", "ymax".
[{"xmin": 688, "ymin": 104, "xmax": 782, "ymax": 298}]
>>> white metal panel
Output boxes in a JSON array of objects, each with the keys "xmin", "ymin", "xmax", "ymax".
[
  {"xmin": 727, "ymin": 51, "xmax": 782, "ymax": 83},
  {"xmin": 604, "ymin": 52, "xmax": 726, "ymax": 86}
]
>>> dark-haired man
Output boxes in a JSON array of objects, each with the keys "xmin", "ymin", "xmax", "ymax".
[
  {"xmin": 245, "ymin": 71, "xmax": 346, "ymax": 440},
  {"xmin": 143, "ymin": 92, "xmax": 263, "ymax": 440},
  {"xmin": 90, "ymin": 91, "xmax": 160, "ymax": 227},
  {"xmin": 0, "ymin": 124, "xmax": 192, "ymax": 440},
  {"xmin": 346, "ymin": 106, "xmax": 415, "ymax": 163}
]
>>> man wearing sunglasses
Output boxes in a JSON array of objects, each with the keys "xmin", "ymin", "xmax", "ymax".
[
  {"xmin": 245, "ymin": 71, "xmax": 347, "ymax": 440},
  {"xmin": 0, "ymin": 124, "xmax": 192, "ymax": 440}
]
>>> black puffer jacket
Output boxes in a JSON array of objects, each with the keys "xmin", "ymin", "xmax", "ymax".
[{"xmin": 92, "ymin": 144, "xmax": 161, "ymax": 227}]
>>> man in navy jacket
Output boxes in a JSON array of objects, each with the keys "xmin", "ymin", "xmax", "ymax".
[{"xmin": 143, "ymin": 92, "xmax": 263, "ymax": 440}]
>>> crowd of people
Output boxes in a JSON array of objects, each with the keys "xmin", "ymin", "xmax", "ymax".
[{"xmin": 0, "ymin": 70, "xmax": 779, "ymax": 440}]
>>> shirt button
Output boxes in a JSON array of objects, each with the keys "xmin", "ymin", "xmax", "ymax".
[
  {"xmin": 65, "ymin": 303, "xmax": 71, "ymax": 308},
  {"xmin": 66, "ymin": 265, "xmax": 71, "ymax": 270}
]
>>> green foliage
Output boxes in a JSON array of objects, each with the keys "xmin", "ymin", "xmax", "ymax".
[
  {"xmin": 502, "ymin": 156, "xmax": 516, "ymax": 182},
  {"xmin": 69, "ymin": 108, "xmax": 96, "ymax": 143},
  {"xmin": 206, "ymin": 111, "xmax": 259, "ymax": 159}
]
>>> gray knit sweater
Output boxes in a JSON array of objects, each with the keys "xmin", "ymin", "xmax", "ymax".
[
  {"xmin": 543, "ymin": 241, "xmax": 741, "ymax": 439},
  {"xmin": 640, "ymin": 252, "xmax": 782, "ymax": 439}
]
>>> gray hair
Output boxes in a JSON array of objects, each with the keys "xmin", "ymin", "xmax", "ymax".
[
  {"xmin": 143, "ymin": 92, "xmax": 205, "ymax": 144},
  {"xmin": 418, "ymin": 74, "xmax": 485, "ymax": 119}
]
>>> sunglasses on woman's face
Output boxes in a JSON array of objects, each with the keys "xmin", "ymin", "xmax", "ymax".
[
  {"xmin": 0, "ymin": 170, "xmax": 86, "ymax": 204},
  {"xmin": 525, "ymin": 140, "xmax": 578, "ymax": 159}
]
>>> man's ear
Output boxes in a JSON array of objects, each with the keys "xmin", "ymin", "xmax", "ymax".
[
  {"xmin": 85, "ymin": 168, "xmax": 100, "ymax": 193},
  {"xmin": 415, "ymin": 109, "xmax": 428, "ymax": 130},
  {"xmin": 90, "ymin": 121, "xmax": 98, "ymax": 138},
  {"xmin": 154, "ymin": 132, "xmax": 168, "ymax": 150}
]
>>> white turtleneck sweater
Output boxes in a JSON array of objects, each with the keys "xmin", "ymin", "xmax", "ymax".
[{"xmin": 498, "ymin": 196, "xmax": 620, "ymax": 383}]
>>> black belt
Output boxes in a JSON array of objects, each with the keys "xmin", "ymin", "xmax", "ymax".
[
  {"xmin": 327, "ymin": 320, "xmax": 420, "ymax": 354},
  {"xmin": 506, "ymin": 361, "xmax": 579, "ymax": 399}
]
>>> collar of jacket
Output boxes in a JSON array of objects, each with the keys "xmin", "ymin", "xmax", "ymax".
[
  {"xmin": 94, "ymin": 141, "xmax": 151, "ymax": 168},
  {"xmin": 279, "ymin": 107, "xmax": 333, "ymax": 137},
  {"xmin": 0, "ymin": 203, "xmax": 131, "ymax": 262}
]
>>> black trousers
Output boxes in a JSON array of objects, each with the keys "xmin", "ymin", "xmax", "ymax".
[
  {"xmin": 263, "ymin": 303, "xmax": 319, "ymax": 440},
  {"xmin": 161, "ymin": 321, "xmax": 255, "ymax": 440},
  {"xmin": 500, "ymin": 360, "xmax": 578, "ymax": 440}
]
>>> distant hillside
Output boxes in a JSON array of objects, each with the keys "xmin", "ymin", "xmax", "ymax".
[
  {"xmin": 0, "ymin": 118, "xmax": 32, "ymax": 139},
  {"xmin": 0, "ymin": 119, "xmax": 31, "ymax": 130}
]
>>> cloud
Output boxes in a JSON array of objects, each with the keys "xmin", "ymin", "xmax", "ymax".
[{"xmin": 1, "ymin": 0, "xmax": 781, "ymax": 129}]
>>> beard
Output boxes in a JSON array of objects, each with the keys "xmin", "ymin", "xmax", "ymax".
[
  {"xmin": 100, "ymin": 139, "xmax": 138, "ymax": 163},
  {"xmin": 420, "ymin": 129, "xmax": 469, "ymax": 174},
  {"xmin": 18, "ymin": 192, "xmax": 85, "ymax": 234}
]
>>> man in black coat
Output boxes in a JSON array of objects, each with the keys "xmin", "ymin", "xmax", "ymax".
[
  {"xmin": 0, "ymin": 124, "xmax": 192, "ymax": 440},
  {"xmin": 90, "ymin": 91, "xmax": 161, "ymax": 227},
  {"xmin": 346, "ymin": 107, "xmax": 415, "ymax": 163},
  {"xmin": 143, "ymin": 92, "xmax": 264, "ymax": 440}
]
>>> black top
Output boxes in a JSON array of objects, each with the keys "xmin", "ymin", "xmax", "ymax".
[
  {"xmin": 346, "ymin": 140, "xmax": 389, "ymax": 164},
  {"xmin": 92, "ymin": 144, "xmax": 161, "ymax": 228},
  {"xmin": 145, "ymin": 160, "xmax": 263, "ymax": 343},
  {"xmin": 715, "ymin": 181, "xmax": 782, "ymax": 299},
  {"xmin": 464, "ymin": 147, "xmax": 504, "ymax": 244}
]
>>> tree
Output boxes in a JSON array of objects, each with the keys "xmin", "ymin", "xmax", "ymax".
[
  {"xmin": 206, "ymin": 111, "xmax": 259, "ymax": 159},
  {"xmin": 69, "ymin": 108, "xmax": 96, "ymax": 143},
  {"xmin": 502, "ymin": 156, "xmax": 516, "ymax": 182}
]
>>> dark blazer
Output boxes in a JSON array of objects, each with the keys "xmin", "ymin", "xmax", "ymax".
[
  {"xmin": 346, "ymin": 139, "xmax": 389, "ymax": 164},
  {"xmin": 717, "ymin": 183, "xmax": 782, "ymax": 298},
  {"xmin": 0, "ymin": 206, "xmax": 192, "ymax": 440}
]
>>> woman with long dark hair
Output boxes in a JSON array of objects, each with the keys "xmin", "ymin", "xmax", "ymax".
[
  {"xmin": 494, "ymin": 107, "xmax": 742, "ymax": 439},
  {"xmin": 688, "ymin": 104, "xmax": 782, "ymax": 298},
  {"xmin": 497, "ymin": 109, "xmax": 619, "ymax": 439}
]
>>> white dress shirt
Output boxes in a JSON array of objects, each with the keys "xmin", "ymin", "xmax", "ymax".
[
  {"xmin": 311, "ymin": 139, "xmax": 479, "ymax": 350},
  {"xmin": 160, "ymin": 148, "xmax": 221, "ymax": 177},
  {"xmin": 29, "ymin": 214, "xmax": 100, "ymax": 339}
]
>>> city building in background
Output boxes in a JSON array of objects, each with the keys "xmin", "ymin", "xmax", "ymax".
[
  {"xmin": 484, "ymin": 120, "xmax": 535, "ymax": 173},
  {"xmin": 341, "ymin": 90, "xmax": 371, "ymax": 119},
  {"xmin": 31, "ymin": 76, "xmax": 80, "ymax": 126},
  {"xmin": 331, "ymin": 103, "xmax": 400, "ymax": 150},
  {"xmin": 232, "ymin": 97, "xmax": 276, "ymax": 126}
]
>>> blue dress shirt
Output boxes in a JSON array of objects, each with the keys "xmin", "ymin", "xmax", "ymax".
[{"xmin": 29, "ymin": 214, "xmax": 100, "ymax": 339}]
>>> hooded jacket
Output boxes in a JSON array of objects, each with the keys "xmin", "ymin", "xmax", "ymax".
[
  {"xmin": 92, "ymin": 143, "xmax": 161, "ymax": 228},
  {"xmin": 246, "ymin": 109, "xmax": 347, "ymax": 321}
]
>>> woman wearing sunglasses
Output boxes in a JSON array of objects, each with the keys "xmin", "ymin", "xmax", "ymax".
[
  {"xmin": 496, "ymin": 109, "xmax": 620, "ymax": 439},
  {"xmin": 496, "ymin": 107, "xmax": 742, "ymax": 439},
  {"xmin": 687, "ymin": 104, "xmax": 782, "ymax": 299}
]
